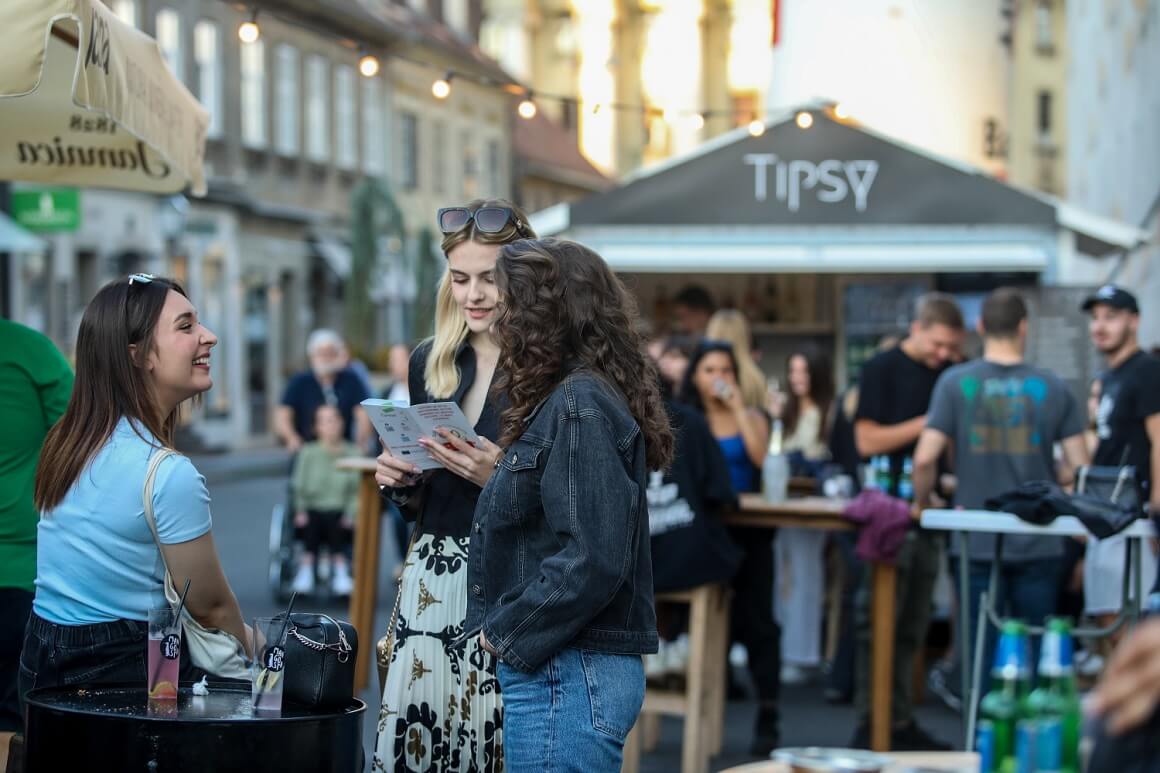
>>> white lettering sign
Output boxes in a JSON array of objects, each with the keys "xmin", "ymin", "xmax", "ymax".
[{"xmin": 744, "ymin": 154, "xmax": 879, "ymax": 212}]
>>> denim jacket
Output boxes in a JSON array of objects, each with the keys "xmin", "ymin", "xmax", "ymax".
[{"xmin": 459, "ymin": 371, "xmax": 659, "ymax": 672}]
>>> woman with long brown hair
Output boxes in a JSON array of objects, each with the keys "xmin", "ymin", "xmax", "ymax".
[
  {"xmin": 373, "ymin": 200, "xmax": 535, "ymax": 772},
  {"xmin": 20, "ymin": 275, "xmax": 250, "ymax": 699},
  {"xmin": 458, "ymin": 238, "xmax": 673, "ymax": 772},
  {"xmin": 775, "ymin": 348, "xmax": 835, "ymax": 684}
]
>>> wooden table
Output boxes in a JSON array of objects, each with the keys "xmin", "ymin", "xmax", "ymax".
[
  {"xmin": 336, "ymin": 457, "xmax": 381, "ymax": 692},
  {"xmin": 727, "ymin": 494, "xmax": 898, "ymax": 753}
]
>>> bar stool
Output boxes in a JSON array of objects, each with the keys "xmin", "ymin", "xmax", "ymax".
[{"xmin": 622, "ymin": 583, "xmax": 732, "ymax": 773}]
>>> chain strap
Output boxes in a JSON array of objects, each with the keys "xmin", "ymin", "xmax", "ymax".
[{"xmin": 288, "ymin": 615, "xmax": 353, "ymax": 664}]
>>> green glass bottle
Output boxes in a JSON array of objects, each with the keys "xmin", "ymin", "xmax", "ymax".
[
  {"xmin": 978, "ymin": 620, "xmax": 1032, "ymax": 773},
  {"xmin": 1025, "ymin": 618, "xmax": 1081, "ymax": 773}
]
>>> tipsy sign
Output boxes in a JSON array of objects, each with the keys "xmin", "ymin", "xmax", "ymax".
[{"xmin": 743, "ymin": 154, "xmax": 879, "ymax": 213}]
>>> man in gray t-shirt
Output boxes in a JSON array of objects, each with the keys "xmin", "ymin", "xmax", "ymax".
[{"xmin": 913, "ymin": 288, "xmax": 1089, "ymax": 683}]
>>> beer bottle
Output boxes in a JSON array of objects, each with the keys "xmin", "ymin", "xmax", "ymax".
[
  {"xmin": 979, "ymin": 620, "xmax": 1032, "ymax": 772},
  {"xmin": 1025, "ymin": 618, "xmax": 1082, "ymax": 772}
]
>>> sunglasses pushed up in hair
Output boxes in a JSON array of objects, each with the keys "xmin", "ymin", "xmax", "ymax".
[{"xmin": 437, "ymin": 206, "xmax": 529, "ymax": 236}]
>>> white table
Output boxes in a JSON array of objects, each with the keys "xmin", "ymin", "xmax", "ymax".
[{"xmin": 921, "ymin": 509, "xmax": 1156, "ymax": 749}]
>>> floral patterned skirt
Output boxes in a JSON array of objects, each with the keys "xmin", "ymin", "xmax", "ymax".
[{"xmin": 374, "ymin": 534, "xmax": 503, "ymax": 773}]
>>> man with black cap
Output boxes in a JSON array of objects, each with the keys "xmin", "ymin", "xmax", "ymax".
[{"xmin": 1083, "ymin": 284, "xmax": 1160, "ymax": 623}]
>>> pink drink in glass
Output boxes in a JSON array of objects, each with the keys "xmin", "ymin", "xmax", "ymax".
[{"xmin": 147, "ymin": 631, "xmax": 180, "ymax": 699}]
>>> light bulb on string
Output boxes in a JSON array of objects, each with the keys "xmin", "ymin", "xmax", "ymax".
[
  {"xmin": 687, "ymin": 112, "xmax": 705, "ymax": 130},
  {"xmin": 833, "ymin": 103, "xmax": 850, "ymax": 120},
  {"xmin": 358, "ymin": 55, "xmax": 380, "ymax": 78},
  {"xmin": 748, "ymin": 119, "xmax": 766, "ymax": 137},
  {"xmin": 431, "ymin": 73, "xmax": 453, "ymax": 99},
  {"xmin": 517, "ymin": 95, "xmax": 537, "ymax": 119},
  {"xmin": 238, "ymin": 12, "xmax": 260, "ymax": 44},
  {"xmin": 795, "ymin": 111, "xmax": 814, "ymax": 129}
]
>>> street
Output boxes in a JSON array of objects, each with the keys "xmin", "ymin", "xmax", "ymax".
[{"xmin": 206, "ymin": 469, "xmax": 962, "ymax": 772}]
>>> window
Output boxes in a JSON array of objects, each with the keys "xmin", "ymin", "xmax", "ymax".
[
  {"xmin": 361, "ymin": 77, "xmax": 385, "ymax": 175},
  {"xmin": 240, "ymin": 39, "xmax": 267, "ymax": 148},
  {"xmin": 193, "ymin": 21, "xmax": 222, "ymax": 137},
  {"xmin": 155, "ymin": 9, "xmax": 183, "ymax": 83},
  {"xmin": 1035, "ymin": 0, "xmax": 1054, "ymax": 53},
  {"xmin": 306, "ymin": 55, "xmax": 330, "ymax": 162},
  {"xmin": 444, "ymin": 0, "xmax": 470, "ymax": 36},
  {"xmin": 486, "ymin": 138, "xmax": 501, "ymax": 195},
  {"xmin": 334, "ymin": 65, "xmax": 357, "ymax": 170},
  {"xmin": 111, "ymin": 0, "xmax": 136, "ymax": 27},
  {"xmin": 400, "ymin": 112, "xmax": 419, "ymax": 190},
  {"xmin": 1037, "ymin": 90, "xmax": 1053, "ymax": 140},
  {"xmin": 432, "ymin": 121, "xmax": 446, "ymax": 194},
  {"xmin": 274, "ymin": 44, "xmax": 300, "ymax": 156},
  {"xmin": 461, "ymin": 129, "xmax": 478, "ymax": 198}
]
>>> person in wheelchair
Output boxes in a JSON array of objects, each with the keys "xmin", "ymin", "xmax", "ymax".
[{"xmin": 290, "ymin": 405, "xmax": 361, "ymax": 596}]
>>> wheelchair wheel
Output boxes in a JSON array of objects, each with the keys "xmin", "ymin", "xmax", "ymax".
[{"xmin": 267, "ymin": 503, "xmax": 297, "ymax": 603}]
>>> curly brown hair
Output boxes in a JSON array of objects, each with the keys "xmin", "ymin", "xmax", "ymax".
[{"xmin": 492, "ymin": 238, "xmax": 675, "ymax": 471}]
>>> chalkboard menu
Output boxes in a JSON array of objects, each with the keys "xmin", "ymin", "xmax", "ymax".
[
  {"xmin": 843, "ymin": 281, "xmax": 928, "ymax": 382},
  {"xmin": 1025, "ymin": 285, "xmax": 1102, "ymax": 401}
]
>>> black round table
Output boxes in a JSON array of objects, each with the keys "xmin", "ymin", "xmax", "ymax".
[{"xmin": 23, "ymin": 684, "xmax": 365, "ymax": 773}]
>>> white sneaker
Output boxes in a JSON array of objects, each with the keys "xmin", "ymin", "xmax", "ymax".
[
  {"xmin": 292, "ymin": 564, "xmax": 315, "ymax": 594},
  {"xmin": 331, "ymin": 564, "xmax": 354, "ymax": 596}
]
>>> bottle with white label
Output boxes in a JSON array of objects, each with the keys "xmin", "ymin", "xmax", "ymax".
[{"xmin": 763, "ymin": 419, "xmax": 789, "ymax": 503}]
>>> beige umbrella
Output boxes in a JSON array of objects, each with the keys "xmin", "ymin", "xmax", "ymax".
[{"xmin": 0, "ymin": 0, "xmax": 208, "ymax": 195}]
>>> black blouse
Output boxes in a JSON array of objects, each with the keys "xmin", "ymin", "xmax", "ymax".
[{"xmin": 384, "ymin": 339, "xmax": 502, "ymax": 540}]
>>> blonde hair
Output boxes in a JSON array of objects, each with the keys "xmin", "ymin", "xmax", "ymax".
[
  {"xmin": 424, "ymin": 198, "xmax": 536, "ymax": 399},
  {"xmin": 706, "ymin": 309, "xmax": 767, "ymax": 410}
]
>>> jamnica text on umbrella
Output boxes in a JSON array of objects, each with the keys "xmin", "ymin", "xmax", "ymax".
[{"xmin": 16, "ymin": 137, "xmax": 171, "ymax": 179}]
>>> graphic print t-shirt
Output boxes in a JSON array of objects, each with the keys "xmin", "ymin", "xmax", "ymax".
[
  {"xmin": 1094, "ymin": 351, "xmax": 1160, "ymax": 498},
  {"xmin": 927, "ymin": 359, "xmax": 1085, "ymax": 561}
]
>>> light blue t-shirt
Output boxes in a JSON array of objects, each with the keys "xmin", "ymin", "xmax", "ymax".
[{"xmin": 33, "ymin": 418, "xmax": 213, "ymax": 624}]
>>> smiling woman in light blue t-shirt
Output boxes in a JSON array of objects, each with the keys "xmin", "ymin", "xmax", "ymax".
[{"xmin": 19, "ymin": 274, "xmax": 251, "ymax": 699}]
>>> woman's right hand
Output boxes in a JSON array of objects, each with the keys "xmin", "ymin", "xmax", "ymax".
[{"xmin": 375, "ymin": 448, "xmax": 422, "ymax": 489}]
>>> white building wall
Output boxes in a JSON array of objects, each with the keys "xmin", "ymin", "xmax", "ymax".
[
  {"xmin": 767, "ymin": 0, "xmax": 1009, "ymax": 174},
  {"xmin": 1065, "ymin": 0, "xmax": 1160, "ymax": 347}
]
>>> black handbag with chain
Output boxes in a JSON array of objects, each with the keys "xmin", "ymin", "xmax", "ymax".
[{"xmin": 281, "ymin": 613, "xmax": 358, "ymax": 709}]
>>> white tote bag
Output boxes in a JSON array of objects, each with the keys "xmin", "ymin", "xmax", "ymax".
[{"xmin": 142, "ymin": 449, "xmax": 251, "ymax": 680}]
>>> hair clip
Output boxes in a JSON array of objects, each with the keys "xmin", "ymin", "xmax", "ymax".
[{"xmin": 128, "ymin": 273, "xmax": 155, "ymax": 285}]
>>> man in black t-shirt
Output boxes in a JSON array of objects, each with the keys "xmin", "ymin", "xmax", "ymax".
[
  {"xmin": 274, "ymin": 329, "xmax": 371, "ymax": 450},
  {"xmin": 850, "ymin": 292, "xmax": 965, "ymax": 750},
  {"xmin": 1084, "ymin": 285, "xmax": 1160, "ymax": 603}
]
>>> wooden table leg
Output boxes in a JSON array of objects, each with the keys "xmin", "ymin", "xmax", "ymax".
[
  {"xmin": 349, "ymin": 472, "xmax": 382, "ymax": 692},
  {"xmin": 870, "ymin": 561, "xmax": 897, "ymax": 752}
]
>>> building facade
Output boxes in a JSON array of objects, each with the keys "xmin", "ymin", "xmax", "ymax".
[
  {"xmin": 1006, "ymin": 0, "xmax": 1068, "ymax": 195},
  {"xmin": 481, "ymin": 0, "xmax": 773, "ymax": 177},
  {"xmin": 1065, "ymin": 0, "xmax": 1160, "ymax": 345},
  {"xmin": 10, "ymin": 0, "xmax": 519, "ymax": 449}
]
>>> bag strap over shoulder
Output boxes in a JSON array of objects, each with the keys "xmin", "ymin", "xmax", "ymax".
[{"xmin": 142, "ymin": 448, "xmax": 181, "ymax": 606}]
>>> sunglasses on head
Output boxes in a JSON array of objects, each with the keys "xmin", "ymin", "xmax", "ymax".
[{"xmin": 437, "ymin": 206, "xmax": 529, "ymax": 236}]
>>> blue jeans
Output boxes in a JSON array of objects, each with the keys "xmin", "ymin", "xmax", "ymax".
[
  {"xmin": 498, "ymin": 648, "xmax": 645, "ymax": 773},
  {"xmin": 951, "ymin": 557, "xmax": 1063, "ymax": 693}
]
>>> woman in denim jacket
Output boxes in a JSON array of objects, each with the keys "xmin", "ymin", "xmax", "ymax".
[{"xmin": 460, "ymin": 238, "xmax": 674, "ymax": 772}]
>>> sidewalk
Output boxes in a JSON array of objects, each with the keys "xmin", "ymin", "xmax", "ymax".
[{"xmin": 187, "ymin": 446, "xmax": 293, "ymax": 484}]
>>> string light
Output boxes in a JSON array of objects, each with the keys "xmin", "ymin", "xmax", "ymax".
[
  {"xmin": 431, "ymin": 72, "xmax": 453, "ymax": 99},
  {"xmin": 795, "ymin": 111, "xmax": 814, "ymax": 129},
  {"xmin": 687, "ymin": 113, "xmax": 705, "ymax": 130},
  {"xmin": 833, "ymin": 103, "xmax": 850, "ymax": 120},
  {"xmin": 358, "ymin": 54, "xmax": 380, "ymax": 78},
  {"xmin": 237, "ymin": 10, "xmax": 260, "ymax": 44},
  {"xmin": 748, "ymin": 119, "xmax": 766, "ymax": 137},
  {"xmin": 517, "ymin": 95, "xmax": 537, "ymax": 119}
]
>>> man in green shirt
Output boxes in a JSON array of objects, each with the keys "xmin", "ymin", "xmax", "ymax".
[{"xmin": 0, "ymin": 320, "xmax": 73, "ymax": 758}]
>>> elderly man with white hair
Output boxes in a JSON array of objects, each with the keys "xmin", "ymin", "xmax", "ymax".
[{"xmin": 274, "ymin": 329, "xmax": 371, "ymax": 453}]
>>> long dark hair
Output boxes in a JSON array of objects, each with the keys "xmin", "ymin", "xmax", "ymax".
[
  {"xmin": 677, "ymin": 339, "xmax": 740, "ymax": 415},
  {"xmin": 783, "ymin": 348, "xmax": 834, "ymax": 442},
  {"xmin": 491, "ymin": 238, "xmax": 674, "ymax": 471},
  {"xmin": 35, "ymin": 276, "xmax": 188, "ymax": 511}
]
